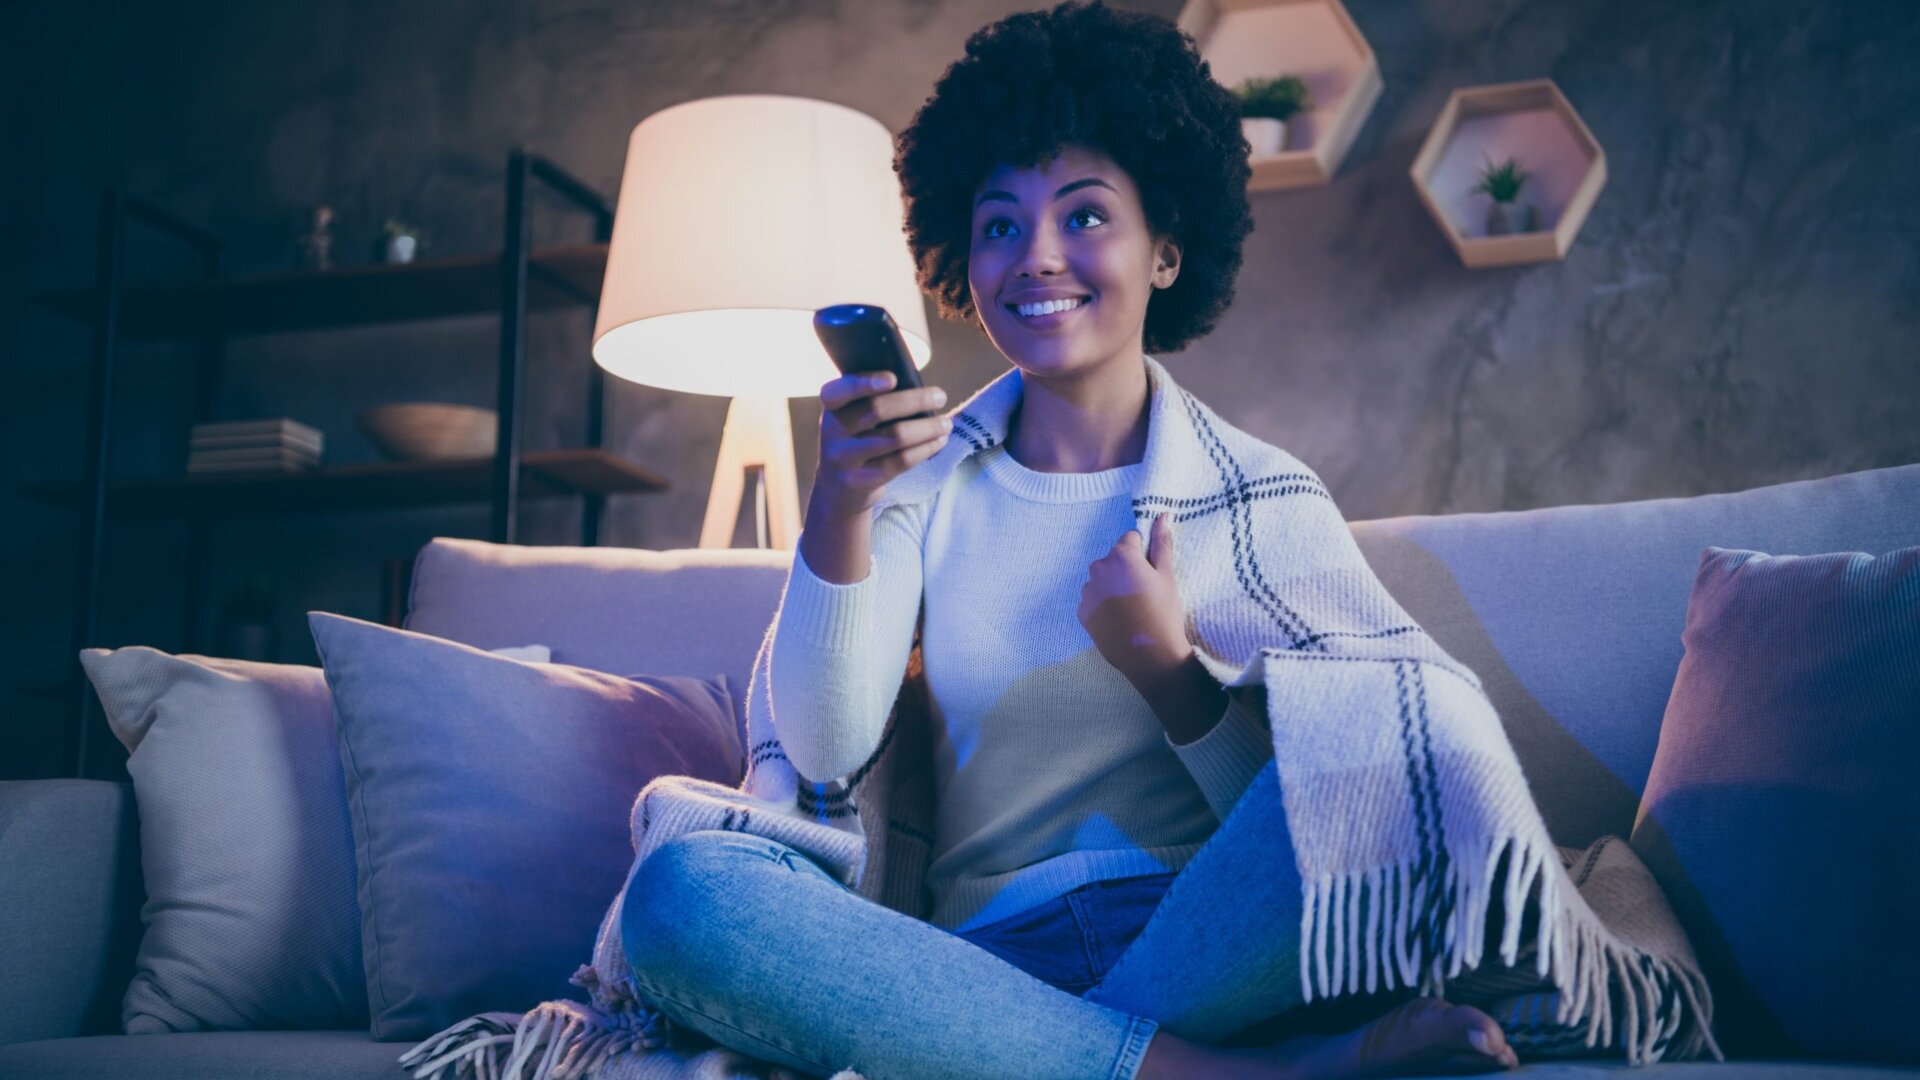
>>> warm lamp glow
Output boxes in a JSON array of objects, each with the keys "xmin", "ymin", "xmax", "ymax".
[
  {"xmin": 592, "ymin": 94, "xmax": 932, "ymax": 400},
  {"xmin": 591, "ymin": 94, "xmax": 933, "ymax": 549},
  {"xmin": 594, "ymin": 308, "xmax": 930, "ymax": 399}
]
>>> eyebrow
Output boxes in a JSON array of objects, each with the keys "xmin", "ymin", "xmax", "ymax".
[{"xmin": 974, "ymin": 177, "xmax": 1117, "ymax": 209}]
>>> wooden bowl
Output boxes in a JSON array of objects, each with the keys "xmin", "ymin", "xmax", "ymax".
[{"xmin": 355, "ymin": 403, "xmax": 498, "ymax": 461}]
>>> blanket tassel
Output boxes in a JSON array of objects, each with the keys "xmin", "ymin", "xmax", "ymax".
[
  {"xmin": 395, "ymin": 996, "xmax": 876, "ymax": 1079},
  {"xmin": 396, "ymin": 997, "xmax": 663, "ymax": 1080},
  {"xmin": 1297, "ymin": 833, "xmax": 1724, "ymax": 1067}
]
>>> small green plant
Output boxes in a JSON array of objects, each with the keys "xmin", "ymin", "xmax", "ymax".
[
  {"xmin": 382, "ymin": 218, "xmax": 423, "ymax": 240},
  {"xmin": 1472, "ymin": 156, "xmax": 1531, "ymax": 203},
  {"xmin": 1234, "ymin": 75, "xmax": 1314, "ymax": 122}
]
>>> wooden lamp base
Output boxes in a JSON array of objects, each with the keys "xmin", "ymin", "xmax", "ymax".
[{"xmin": 699, "ymin": 393, "xmax": 802, "ymax": 550}]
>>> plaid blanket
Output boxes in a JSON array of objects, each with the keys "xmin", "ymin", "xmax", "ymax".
[{"xmin": 399, "ymin": 355, "xmax": 1722, "ymax": 1079}]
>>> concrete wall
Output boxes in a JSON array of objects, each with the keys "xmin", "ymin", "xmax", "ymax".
[{"xmin": 4, "ymin": 0, "xmax": 1916, "ymax": 780}]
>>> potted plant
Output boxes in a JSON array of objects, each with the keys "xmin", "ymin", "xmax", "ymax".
[
  {"xmin": 380, "ymin": 219, "xmax": 424, "ymax": 264},
  {"xmin": 1234, "ymin": 75, "xmax": 1314, "ymax": 156},
  {"xmin": 1473, "ymin": 156, "xmax": 1539, "ymax": 236}
]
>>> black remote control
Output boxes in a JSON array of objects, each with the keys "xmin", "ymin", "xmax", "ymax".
[{"xmin": 813, "ymin": 304, "xmax": 933, "ymax": 422}]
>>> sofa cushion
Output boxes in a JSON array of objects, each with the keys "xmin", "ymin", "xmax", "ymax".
[
  {"xmin": 0, "ymin": 779, "xmax": 141, "ymax": 1046},
  {"xmin": 403, "ymin": 538, "xmax": 792, "ymax": 754},
  {"xmin": 308, "ymin": 612, "xmax": 743, "ymax": 1041},
  {"xmin": 1629, "ymin": 545, "xmax": 1920, "ymax": 1065},
  {"xmin": 1350, "ymin": 462, "xmax": 1920, "ymax": 847},
  {"xmin": 73, "ymin": 649, "xmax": 370, "ymax": 1034},
  {"xmin": 0, "ymin": 1030, "xmax": 443, "ymax": 1080},
  {"xmin": 0, "ymin": 1031, "xmax": 1915, "ymax": 1080}
]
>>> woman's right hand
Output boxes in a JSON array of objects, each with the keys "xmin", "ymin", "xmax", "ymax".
[{"xmin": 810, "ymin": 370, "xmax": 952, "ymax": 520}]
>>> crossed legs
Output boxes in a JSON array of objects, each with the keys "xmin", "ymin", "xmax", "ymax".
[{"xmin": 621, "ymin": 761, "xmax": 1521, "ymax": 1079}]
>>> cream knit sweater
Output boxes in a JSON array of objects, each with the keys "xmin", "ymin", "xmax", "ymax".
[{"xmin": 770, "ymin": 441, "xmax": 1274, "ymax": 932}]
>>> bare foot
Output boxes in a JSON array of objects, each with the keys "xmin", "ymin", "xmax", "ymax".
[
  {"xmin": 1331, "ymin": 998, "xmax": 1517, "ymax": 1077},
  {"xmin": 1288, "ymin": 997, "xmax": 1518, "ymax": 1078}
]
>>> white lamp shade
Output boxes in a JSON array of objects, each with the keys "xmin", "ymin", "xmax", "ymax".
[{"xmin": 592, "ymin": 95, "xmax": 933, "ymax": 399}]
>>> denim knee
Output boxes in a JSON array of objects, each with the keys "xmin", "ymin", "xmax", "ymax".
[{"xmin": 621, "ymin": 830, "xmax": 758, "ymax": 981}]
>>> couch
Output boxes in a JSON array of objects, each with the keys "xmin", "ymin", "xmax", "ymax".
[{"xmin": 5, "ymin": 461, "xmax": 1918, "ymax": 1080}]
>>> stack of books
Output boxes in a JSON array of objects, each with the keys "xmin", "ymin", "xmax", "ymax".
[{"xmin": 188, "ymin": 419, "xmax": 324, "ymax": 474}]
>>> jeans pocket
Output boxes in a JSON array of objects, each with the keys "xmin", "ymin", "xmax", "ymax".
[
  {"xmin": 1062, "ymin": 873, "xmax": 1172, "ymax": 983},
  {"xmin": 956, "ymin": 895, "xmax": 1095, "ymax": 992}
]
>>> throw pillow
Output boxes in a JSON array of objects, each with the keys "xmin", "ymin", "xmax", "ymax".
[
  {"xmin": 1628, "ymin": 545, "xmax": 1920, "ymax": 1065},
  {"xmin": 77, "ymin": 642, "xmax": 554, "ymax": 1034},
  {"xmin": 76, "ymin": 648, "xmax": 364, "ymax": 1033},
  {"xmin": 307, "ymin": 611, "xmax": 743, "ymax": 1041}
]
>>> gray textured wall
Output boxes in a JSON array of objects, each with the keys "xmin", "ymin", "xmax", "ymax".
[{"xmin": 4, "ymin": 0, "xmax": 1916, "ymax": 780}]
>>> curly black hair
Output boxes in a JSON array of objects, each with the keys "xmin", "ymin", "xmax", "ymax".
[{"xmin": 892, "ymin": 0, "xmax": 1254, "ymax": 354}]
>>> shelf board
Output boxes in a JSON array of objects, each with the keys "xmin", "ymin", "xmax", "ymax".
[
  {"xmin": 1180, "ymin": 0, "xmax": 1384, "ymax": 191},
  {"xmin": 1409, "ymin": 79, "xmax": 1608, "ymax": 269},
  {"xmin": 19, "ymin": 448, "xmax": 669, "ymax": 518},
  {"xmin": 32, "ymin": 242, "xmax": 611, "ymax": 340}
]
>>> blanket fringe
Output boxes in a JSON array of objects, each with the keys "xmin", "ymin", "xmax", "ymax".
[
  {"xmin": 1297, "ymin": 832, "xmax": 1723, "ymax": 1066},
  {"xmin": 394, "ymin": 970, "xmax": 876, "ymax": 1080},
  {"xmin": 396, "ymin": 986, "xmax": 672, "ymax": 1080}
]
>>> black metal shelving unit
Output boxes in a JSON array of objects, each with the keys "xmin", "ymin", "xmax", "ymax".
[{"xmin": 24, "ymin": 148, "xmax": 670, "ymax": 779}]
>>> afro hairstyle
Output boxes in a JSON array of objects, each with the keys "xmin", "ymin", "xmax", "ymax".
[{"xmin": 892, "ymin": 0, "xmax": 1254, "ymax": 354}]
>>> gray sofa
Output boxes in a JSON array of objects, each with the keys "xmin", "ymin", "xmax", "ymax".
[{"xmin": 5, "ymin": 462, "xmax": 1918, "ymax": 1080}]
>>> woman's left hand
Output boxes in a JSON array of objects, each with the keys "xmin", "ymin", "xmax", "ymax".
[{"xmin": 1077, "ymin": 511, "xmax": 1192, "ymax": 685}]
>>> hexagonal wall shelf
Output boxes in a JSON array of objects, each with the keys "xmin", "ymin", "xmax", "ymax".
[
  {"xmin": 1178, "ymin": 0, "xmax": 1384, "ymax": 192},
  {"xmin": 1410, "ymin": 79, "xmax": 1607, "ymax": 269}
]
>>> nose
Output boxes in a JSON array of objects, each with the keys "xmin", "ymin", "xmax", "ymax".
[{"xmin": 1011, "ymin": 219, "xmax": 1068, "ymax": 280}]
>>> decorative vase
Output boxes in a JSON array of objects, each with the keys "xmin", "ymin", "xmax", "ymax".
[
  {"xmin": 1241, "ymin": 117, "xmax": 1288, "ymax": 156},
  {"xmin": 1485, "ymin": 200, "xmax": 1538, "ymax": 236},
  {"xmin": 385, "ymin": 234, "xmax": 418, "ymax": 264}
]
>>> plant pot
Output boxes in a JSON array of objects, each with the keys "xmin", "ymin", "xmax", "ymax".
[
  {"xmin": 1242, "ymin": 117, "xmax": 1289, "ymax": 157},
  {"xmin": 1484, "ymin": 200, "xmax": 1538, "ymax": 236},
  {"xmin": 385, "ymin": 234, "xmax": 418, "ymax": 264}
]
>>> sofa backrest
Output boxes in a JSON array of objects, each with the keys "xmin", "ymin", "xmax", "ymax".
[
  {"xmin": 407, "ymin": 462, "xmax": 1920, "ymax": 848},
  {"xmin": 405, "ymin": 539, "xmax": 792, "ymax": 752},
  {"xmin": 1352, "ymin": 462, "xmax": 1920, "ymax": 846}
]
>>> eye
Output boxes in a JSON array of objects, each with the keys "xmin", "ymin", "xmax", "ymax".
[
  {"xmin": 1069, "ymin": 206, "xmax": 1108, "ymax": 228},
  {"xmin": 979, "ymin": 205, "xmax": 1108, "ymax": 240}
]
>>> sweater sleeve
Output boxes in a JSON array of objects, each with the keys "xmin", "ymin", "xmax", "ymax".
[
  {"xmin": 1165, "ymin": 685, "xmax": 1274, "ymax": 823},
  {"xmin": 766, "ymin": 500, "xmax": 928, "ymax": 784}
]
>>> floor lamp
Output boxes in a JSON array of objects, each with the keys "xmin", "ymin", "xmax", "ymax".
[{"xmin": 590, "ymin": 94, "xmax": 933, "ymax": 549}]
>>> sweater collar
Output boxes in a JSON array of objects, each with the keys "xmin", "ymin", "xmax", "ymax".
[{"xmin": 871, "ymin": 352, "xmax": 1206, "ymax": 534}]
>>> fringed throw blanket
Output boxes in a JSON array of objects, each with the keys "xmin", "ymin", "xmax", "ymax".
[{"xmin": 400, "ymin": 355, "xmax": 1721, "ymax": 1080}]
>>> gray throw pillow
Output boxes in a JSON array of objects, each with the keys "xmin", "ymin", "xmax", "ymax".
[
  {"xmin": 1629, "ymin": 545, "xmax": 1920, "ymax": 1065},
  {"xmin": 307, "ymin": 611, "xmax": 743, "ymax": 1041},
  {"xmin": 77, "ymin": 641, "xmax": 556, "ymax": 1034},
  {"xmin": 76, "ymin": 648, "xmax": 368, "ymax": 1033}
]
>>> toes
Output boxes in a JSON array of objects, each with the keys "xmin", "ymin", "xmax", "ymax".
[
  {"xmin": 1441, "ymin": 1049, "xmax": 1518, "ymax": 1074},
  {"xmin": 1348, "ymin": 998, "xmax": 1521, "ymax": 1076},
  {"xmin": 1445, "ymin": 1004, "xmax": 1518, "ymax": 1068}
]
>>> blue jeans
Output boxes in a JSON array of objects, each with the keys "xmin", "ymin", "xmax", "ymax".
[{"xmin": 620, "ymin": 762, "xmax": 1412, "ymax": 1079}]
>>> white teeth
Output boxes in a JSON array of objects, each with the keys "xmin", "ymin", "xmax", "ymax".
[{"xmin": 1014, "ymin": 297, "xmax": 1087, "ymax": 318}]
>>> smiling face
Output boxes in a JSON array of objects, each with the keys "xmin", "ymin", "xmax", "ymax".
[{"xmin": 968, "ymin": 144, "xmax": 1180, "ymax": 380}]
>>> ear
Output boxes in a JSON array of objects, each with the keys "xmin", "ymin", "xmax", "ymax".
[{"xmin": 1152, "ymin": 235, "xmax": 1182, "ymax": 290}]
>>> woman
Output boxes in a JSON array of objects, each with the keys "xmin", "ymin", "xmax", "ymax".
[{"xmin": 621, "ymin": 3, "xmax": 1524, "ymax": 1077}]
